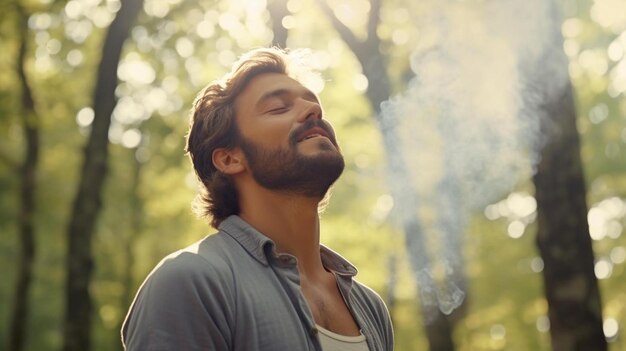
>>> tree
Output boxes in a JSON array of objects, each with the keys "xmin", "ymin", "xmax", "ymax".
[
  {"xmin": 534, "ymin": 40, "xmax": 607, "ymax": 351},
  {"xmin": 534, "ymin": 82, "xmax": 607, "ymax": 351},
  {"xmin": 7, "ymin": 3, "xmax": 40, "ymax": 351},
  {"xmin": 62, "ymin": 0, "xmax": 144, "ymax": 350},
  {"xmin": 534, "ymin": 85, "xmax": 606, "ymax": 351},
  {"xmin": 532, "ymin": 2, "xmax": 606, "ymax": 350}
]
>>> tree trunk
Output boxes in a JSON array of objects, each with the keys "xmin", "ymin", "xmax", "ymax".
[
  {"xmin": 8, "ymin": 4, "xmax": 40, "ymax": 351},
  {"xmin": 62, "ymin": 1, "xmax": 143, "ymax": 350},
  {"xmin": 533, "ymin": 82, "xmax": 606, "ymax": 351},
  {"xmin": 317, "ymin": 1, "xmax": 457, "ymax": 349},
  {"xmin": 267, "ymin": 0, "xmax": 289, "ymax": 48}
]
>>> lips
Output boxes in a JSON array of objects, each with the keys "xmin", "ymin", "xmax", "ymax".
[{"xmin": 297, "ymin": 127, "xmax": 331, "ymax": 142}]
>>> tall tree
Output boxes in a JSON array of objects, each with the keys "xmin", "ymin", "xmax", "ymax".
[
  {"xmin": 535, "ymin": 86, "xmax": 606, "ymax": 351},
  {"xmin": 7, "ymin": 3, "xmax": 40, "ymax": 351},
  {"xmin": 533, "ymin": 3, "xmax": 606, "ymax": 350},
  {"xmin": 318, "ymin": 1, "xmax": 456, "ymax": 349},
  {"xmin": 535, "ymin": 85, "xmax": 606, "ymax": 351},
  {"xmin": 62, "ymin": 0, "xmax": 144, "ymax": 350}
]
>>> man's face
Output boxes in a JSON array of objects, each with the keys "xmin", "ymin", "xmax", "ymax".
[{"xmin": 234, "ymin": 73, "xmax": 344, "ymax": 197}]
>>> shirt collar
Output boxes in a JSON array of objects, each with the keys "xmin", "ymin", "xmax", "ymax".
[
  {"xmin": 219, "ymin": 215, "xmax": 274, "ymax": 266},
  {"xmin": 320, "ymin": 246, "xmax": 358, "ymax": 277},
  {"xmin": 219, "ymin": 215, "xmax": 358, "ymax": 277}
]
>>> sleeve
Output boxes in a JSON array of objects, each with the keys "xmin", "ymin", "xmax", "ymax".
[{"xmin": 121, "ymin": 252, "xmax": 235, "ymax": 351}]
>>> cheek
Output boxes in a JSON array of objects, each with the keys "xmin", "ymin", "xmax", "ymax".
[
  {"xmin": 261, "ymin": 121, "xmax": 295, "ymax": 145},
  {"xmin": 237, "ymin": 110, "xmax": 297, "ymax": 147},
  {"xmin": 241, "ymin": 126, "xmax": 293, "ymax": 151}
]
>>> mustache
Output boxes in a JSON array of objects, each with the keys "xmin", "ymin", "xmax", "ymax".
[{"xmin": 289, "ymin": 119, "xmax": 338, "ymax": 146}]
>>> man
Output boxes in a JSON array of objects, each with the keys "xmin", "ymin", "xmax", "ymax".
[{"xmin": 122, "ymin": 47, "xmax": 394, "ymax": 351}]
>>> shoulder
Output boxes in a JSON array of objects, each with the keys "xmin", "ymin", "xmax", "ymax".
[
  {"xmin": 147, "ymin": 233, "xmax": 237, "ymax": 288},
  {"xmin": 122, "ymin": 233, "xmax": 242, "ymax": 349}
]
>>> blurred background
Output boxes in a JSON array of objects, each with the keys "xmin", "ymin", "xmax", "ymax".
[{"xmin": 1, "ymin": 0, "xmax": 625, "ymax": 350}]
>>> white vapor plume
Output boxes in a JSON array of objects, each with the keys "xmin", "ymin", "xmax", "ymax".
[{"xmin": 381, "ymin": 0, "xmax": 570, "ymax": 317}]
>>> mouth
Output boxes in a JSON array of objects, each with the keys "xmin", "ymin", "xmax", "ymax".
[{"xmin": 297, "ymin": 127, "xmax": 331, "ymax": 143}]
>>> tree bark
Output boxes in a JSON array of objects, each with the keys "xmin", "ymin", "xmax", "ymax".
[
  {"xmin": 267, "ymin": 0, "xmax": 289, "ymax": 48},
  {"xmin": 531, "ymin": 3, "xmax": 606, "ymax": 350},
  {"xmin": 533, "ymin": 82, "xmax": 606, "ymax": 351},
  {"xmin": 62, "ymin": 1, "xmax": 143, "ymax": 350},
  {"xmin": 318, "ymin": 1, "xmax": 457, "ymax": 350},
  {"xmin": 8, "ymin": 3, "xmax": 40, "ymax": 351}
]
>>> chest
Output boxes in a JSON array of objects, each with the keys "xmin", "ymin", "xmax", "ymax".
[
  {"xmin": 228, "ymin": 264, "xmax": 317, "ymax": 350},
  {"xmin": 229, "ymin": 263, "xmax": 363, "ymax": 351},
  {"xmin": 301, "ymin": 280, "xmax": 361, "ymax": 336}
]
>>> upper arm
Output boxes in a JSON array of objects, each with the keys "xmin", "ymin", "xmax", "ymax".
[{"xmin": 122, "ymin": 253, "xmax": 235, "ymax": 351}]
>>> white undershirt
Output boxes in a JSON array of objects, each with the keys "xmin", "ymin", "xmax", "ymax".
[{"xmin": 316, "ymin": 325, "xmax": 370, "ymax": 351}]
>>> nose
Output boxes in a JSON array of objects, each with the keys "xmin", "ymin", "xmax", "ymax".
[{"xmin": 298, "ymin": 99, "xmax": 323, "ymax": 122}]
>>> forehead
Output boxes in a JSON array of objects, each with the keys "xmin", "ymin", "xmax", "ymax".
[{"xmin": 235, "ymin": 73, "xmax": 316, "ymax": 112}]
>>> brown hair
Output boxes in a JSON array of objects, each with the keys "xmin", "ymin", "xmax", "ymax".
[{"xmin": 186, "ymin": 48, "xmax": 294, "ymax": 228}]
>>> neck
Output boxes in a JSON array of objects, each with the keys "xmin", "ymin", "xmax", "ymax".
[{"xmin": 238, "ymin": 185, "xmax": 326, "ymax": 277}]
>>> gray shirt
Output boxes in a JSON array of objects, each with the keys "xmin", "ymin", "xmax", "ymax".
[{"xmin": 122, "ymin": 215, "xmax": 394, "ymax": 351}]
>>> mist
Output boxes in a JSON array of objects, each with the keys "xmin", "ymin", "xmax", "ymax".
[{"xmin": 381, "ymin": 0, "xmax": 571, "ymax": 318}]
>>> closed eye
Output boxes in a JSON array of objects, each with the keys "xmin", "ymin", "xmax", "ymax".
[{"xmin": 267, "ymin": 106, "xmax": 289, "ymax": 114}]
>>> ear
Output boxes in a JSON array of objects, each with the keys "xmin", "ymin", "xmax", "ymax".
[{"xmin": 212, "ymin": 147, "xmax": 245, "ymax": 175}]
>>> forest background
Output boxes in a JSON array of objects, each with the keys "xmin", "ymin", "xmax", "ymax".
[{"xmin": 1, "ymin": 0, "xmax": 625, "ymax": 350}]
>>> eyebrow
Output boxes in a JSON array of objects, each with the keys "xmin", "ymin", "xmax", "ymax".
[{"xmin": 255, "ymin": 87, "xmax": 319, "ymax": 109}]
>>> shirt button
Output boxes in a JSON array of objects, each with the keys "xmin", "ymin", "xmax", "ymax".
[{"xmin": 309, "ymin": 326, "xmax": 318, "ymax": 337}]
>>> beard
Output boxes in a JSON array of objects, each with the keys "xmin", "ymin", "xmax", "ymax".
[{"xmin": 239, "ymin": 120, "xmax": 345, "ymax": 198}]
